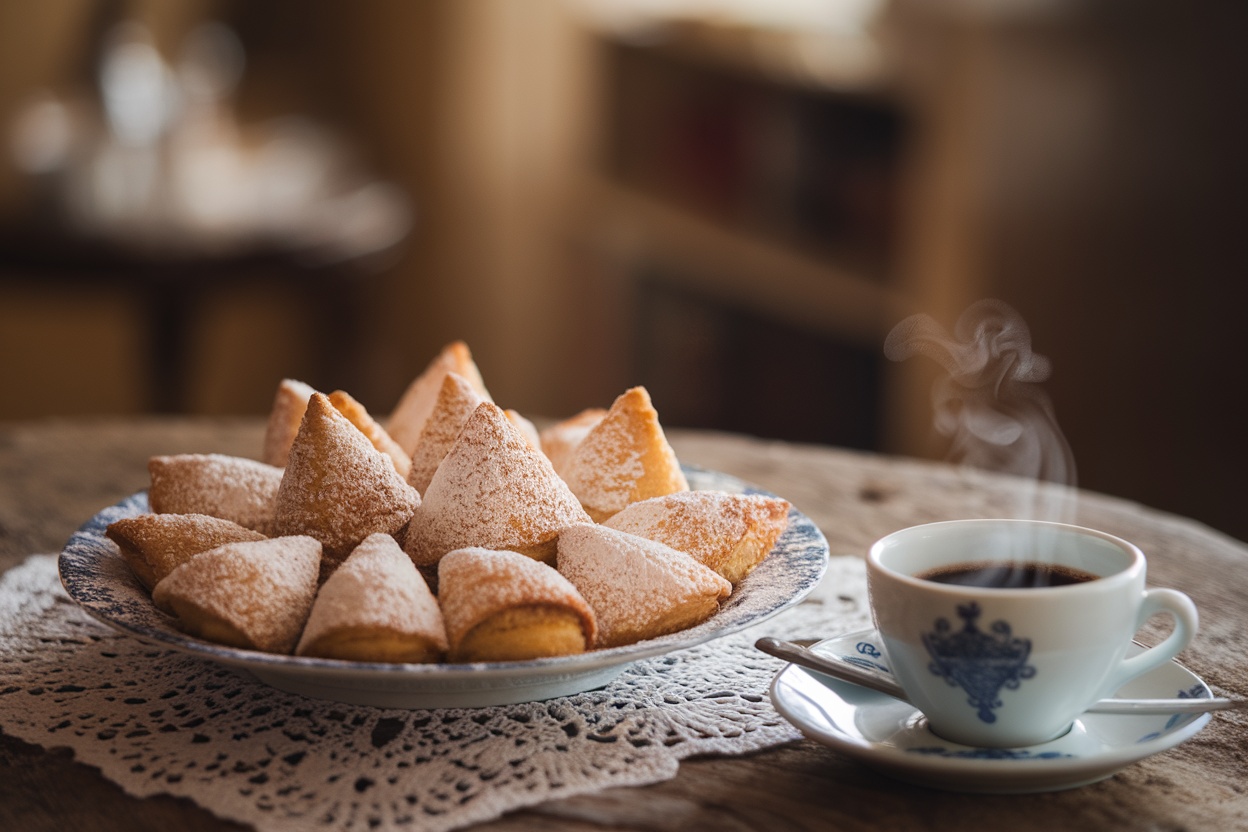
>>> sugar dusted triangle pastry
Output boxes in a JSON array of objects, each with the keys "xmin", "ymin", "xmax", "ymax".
[
  {"xmin": 387, "ymin": 341, "xmax": 491, "ymax": 457},
  {"xmin": 261, "ymin": 378, "xmax": 316, "ymax": 467},
  {"xmin": 406, "ymin": 372, "xmax": 488, "ymax": 495},
  {"xmin": 328, "ymin": 389, "xmax": 411, "ymax": 479},
  {"xmin": 404, "ymin": 402, "xmax": 592, "ymax": 569},
  {"xmin": 559, "ymin": 387, "xmax": 689, "ymax": 522},
  {"xmin": 603, "ymin": 491, "xmax": 790, "ymax": 584},
  {"xmin": 106, "ymin": 513, "xmax": 267, "ymax": 592},
  {"xmin": 148, "ymin": 454, "xmax": 283, "ymax": 534},
  {"xmin": 539, "ymin": 407, "xmax": 606, "ymax": 475},
  {"xmin": 152, "ymin": 535, "xmax": 321, "ymax": 654},
  {"xmin": 273, "ymin": 392, "xmax": 420, "ymax": 572},
  {"xmin": 438, "ymin": 547, "xmax": 597, "ymax": 662},
  {"xmin": 296, "ymin": 533, "xmax": 447, "ymax": 663},
  {"xmin": 504, "ymin": 409, "xmax": 541, "ymax": 451},
  {"xmin": 557, "ymin": 524, "xmax": 731, "ymax": 648}
]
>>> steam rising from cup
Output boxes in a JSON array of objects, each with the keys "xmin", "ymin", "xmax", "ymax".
[{"xmin": 885, "ymin": 299, "xmax": 1076, "ymax": 523}]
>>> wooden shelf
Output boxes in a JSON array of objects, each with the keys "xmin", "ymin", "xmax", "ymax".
[{"xmin": 580, "ymin": 176, "xmax": 908, "ymax": 347}]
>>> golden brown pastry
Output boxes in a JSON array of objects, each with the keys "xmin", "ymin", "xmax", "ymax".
[
  {"xmin": 296, "ymin": 533, "xmax": 447, "ymax": 663},
  {"xmin": 539, "ymin": 407, "xmax": 606, "ymax": 476},
  {"xmin": 406, "ymin": 372, "xmax": 488, "ymax": 495},
  {"xmin": 438, "ymin": 547, "xmax": 597, "ymax": 662},
  {"xmin": 272, "ymin": 392, "xmax": 420, "ymax": 574},
  {"xmin": 504, "ymin": 409, "xmax": 542, "ymax": 452},
  {"xmin": 152, "ymin": 535, "xmax": 321, "ymax": 654},
  {"xmin": 328, "ymin": 389, "xmax": 411, "ymax": 479},
  {"xmin": 148, "ymin": 454, "xmax": 283, "ymax": 534},
  {"xmin": 403, "ymin": 402, "xmax": 592, "ymax": 569},
  {"xmin": 387, "ymin": 341, "xmax": 491, "ymax": 457},
  {"xmin": 603, "ymin": 491, "xmax": 790, "ymax": 584},
  {"xmin": 559, "ymin": 386, "xmax": 689, "ymax": 522},
  {"xmin": 556, "ymin": 524, "xmax": 731, "ymax": 648},
  {"xmin": 261, "ymin": 378, "xmax": 316, "ymax": 468},
  {"xmin": 106, "ymin": 512, "xmax": 267, "ymax": 592}
]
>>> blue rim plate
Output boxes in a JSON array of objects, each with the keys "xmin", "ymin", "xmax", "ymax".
[
  {"xmin": 59, "ymin": 465, "xmax": 829, "ymax": 709},
  {"xmin": 770, "ymin": 628, "xmax": 1214, "ymax": 793}
]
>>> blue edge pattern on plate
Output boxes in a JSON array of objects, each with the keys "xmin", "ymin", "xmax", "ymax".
[{"xmin": 58, "ymin": 464, "xmax": 830, "ymax": 690}]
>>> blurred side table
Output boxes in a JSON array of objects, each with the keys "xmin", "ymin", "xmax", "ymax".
[{"xmin": 0, "ymin": 224, "xmax": 372, "ymax": 413}]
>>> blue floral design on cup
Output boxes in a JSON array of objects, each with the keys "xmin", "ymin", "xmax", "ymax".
[{"xmin": 922, "ymin": 603, "xmax": 1037, "ymax": 723}]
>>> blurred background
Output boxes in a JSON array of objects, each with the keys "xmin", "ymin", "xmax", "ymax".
[{"xmin": 0, "ymin": 0, "xmax": 1244, "ymax": 541}]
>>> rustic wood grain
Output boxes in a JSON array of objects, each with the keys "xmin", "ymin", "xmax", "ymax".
[{"xmin": 1, "ymin": 419, "xmax": 1245, "ymax": 831}]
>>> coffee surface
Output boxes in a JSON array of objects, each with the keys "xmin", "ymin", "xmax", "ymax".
[{"xmin": 916, "ymin": 561, "xmax": 1099, "ymax": 588}]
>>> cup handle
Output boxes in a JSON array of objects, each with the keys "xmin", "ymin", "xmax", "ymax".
[{"xmin": 1105, "ymin": 588, "xmax": 1199, "ymax": 694}]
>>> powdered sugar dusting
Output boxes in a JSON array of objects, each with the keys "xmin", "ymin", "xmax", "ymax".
[
  {"xmin": 274, "ymin": 393, "xmax": 420, "ymax": 562},
  {"xmin": 261, "ymin": 378, "xmax": 316, "ymax": 467},
  {"xmin": 556, "ymin": 524, "xmax": 731, "ymax": 647},
  {"xmin": 560, "ymin": 387, "xmax": 688, "ymax": 520},
  {"xmin": 404, "ymin": 403, "xmax": 591, "ymax": 567},
  {"xmin": 438, "ymin": 547, "xmax": 597, "ymax": 650},
  {"xmin": 106, "ymin": 512, "xmax": 268, "ymax": 590},
  {"xmin": 296, "ymin": 533, "xmax": 447, "ymax": 656},
  {"xmin": 603, "ymin": 491, "xmax": 790, "ymax": 573},
  {"xmin": 387, "ymin": 341, "xmax": 492, "ymax": 456},
  {"xmin": 407, "ymin": 372, "xmax": 487, "ymax": 495},
  {"xmin": 540, "ymin": 408, "xmax": 607, "ymax": 475},
  {"xmin": 151, "ymin": 535, "xmax": 322, "ymax": 654},
  {"xmin": 148, "ymin": 454, "xmax": 283, "ymax": 534}
]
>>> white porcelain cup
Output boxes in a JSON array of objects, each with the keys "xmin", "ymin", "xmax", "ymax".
[{"xmin": 866, "ymin": 519, "xmax": 1198, "ymax": 748}]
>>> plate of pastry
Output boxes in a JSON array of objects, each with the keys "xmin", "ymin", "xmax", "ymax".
[{"xmin": 59, "ymin": 343, "xmax": 829, "ymax": 708}]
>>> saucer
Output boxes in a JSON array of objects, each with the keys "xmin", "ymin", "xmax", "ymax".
[{"xmin": 769, "ymin": 628, "xmax": 1214, "ymax": 793}]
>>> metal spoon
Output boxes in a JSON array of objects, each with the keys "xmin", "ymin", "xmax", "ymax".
[{"xmin": 755, "ymin": 637, "xmax": 1247, "ymax": 715}]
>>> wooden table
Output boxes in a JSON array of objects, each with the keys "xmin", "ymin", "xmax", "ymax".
[{"xmin": 1, "ymin": 418, "xmax": 1245, "ymax": 831}]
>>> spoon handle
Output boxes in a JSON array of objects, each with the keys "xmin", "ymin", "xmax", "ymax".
[{"xmin": 755, "ymin": 637, "xmax": 1246, "ymax": 715}]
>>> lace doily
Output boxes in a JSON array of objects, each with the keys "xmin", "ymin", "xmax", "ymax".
[{"xmin": 0, "ymin": 554, "xmax": 870, "ymax": 832}]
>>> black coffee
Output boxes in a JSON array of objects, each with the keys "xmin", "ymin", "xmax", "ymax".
[{"xmin": 916, "ymin": 561, "xmax": 1099, "ymax": 589}]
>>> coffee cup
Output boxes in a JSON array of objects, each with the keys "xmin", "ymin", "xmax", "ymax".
[{"xmin": 866, "ymin": 519, "xmax": 1198, "ymax": 748}]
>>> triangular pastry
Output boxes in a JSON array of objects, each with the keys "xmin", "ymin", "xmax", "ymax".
[
  {"xmin": 296, "ymin": 533, "xmax": 447, "ymax": 663},
  {"xmin": 261, "ymin": 378, "xmax": 316, "ymax": 467},
  {"xmin": 557, "ymin": 524, "xmax": 731, "ymax": 647},
  {"xmin": 406, "ymin": 372, "xmax": 488, "ymax": 495},
  {"xmin": 273, "ymin": 392, "xmax": 420, "ymax": 573},
  {"xmin": 387, "ymin": 341, "xmax": 491, "ymax": 457},
  {"xmin": 438, "ymin": 547, "xmax": 597, "ymax": 662},
  {"xmin": 148, "ymin": 454, "xmax": 283, "ymax": 534},
  {"xmin": 152, "ymin": 535, "xmax": 322, "ymax": 654},
  {"xmin": 106, "ymin": 512, "xmax": 267, "ymax": 592},
  {"xmin": 539, "ymin": 407, "xmax": 606, "ymax": 476},
  {"xmin": 328, "ymin": 389, "xmax": 411, "ymax": 479},
  {"xmin": 603, "ymin": 491, "xmax": 790, "ymax": 584},
  {"xmin": 504, "ymin": 409, "xmax": 542, "ymax": 451},
  {"xmin": 403, "ymin": 402, "xmax": 592, "ymax": 569},
  {"xmin": 559, "ymin": 386, "xmax": 689, "ymax": 522}
]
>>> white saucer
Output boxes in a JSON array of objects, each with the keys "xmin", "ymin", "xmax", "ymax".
[{"xmin": 769, "ymin": 628, "xmax": 1214, "ymax": 793}]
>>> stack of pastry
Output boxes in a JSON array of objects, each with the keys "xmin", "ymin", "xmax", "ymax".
[{"xmin": 107, "ymin": 340, "xmax": 791, "ymax": 665}]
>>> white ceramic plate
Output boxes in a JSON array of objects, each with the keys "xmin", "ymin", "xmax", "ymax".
[
  {"xmin": 60, "ymin": 466, "xmax": 828, "ymax": 708},
  {"xmin": 770, "ymin": 628, "xmax": 1214, "ymax": 793}
]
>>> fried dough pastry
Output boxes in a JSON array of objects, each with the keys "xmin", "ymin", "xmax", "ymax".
[
  {"xmin": 403, "ymin": 402, "xmax": 592, "ymax": 569},
  {"xmin": 273, "ymin": 392, "xmax": 420, "ymax": 574},
  {"xmin": 152, "ymin": 535, "xmax": 321, "ymax": 654},
  {"xmin": 106, "ymin": 512, "xmax": 267, "ymax": 592},
  {"xmin": 296, "ymin": 533, "xmax": 447, "ymax": 663},
  {"xmin": 539, "ymin": 407, "xmax": 606, "ymax": 476},
  {"xmin": 261, "ymin": 378, "xmax": 316, "ymax": 468},
  {"xmin": 557, "ymin": 524, "xmax": 731, "ymax": 648},
  {"xmin": 603, "ymin": 491, "xmax": 790, "ymax": 584},
  {"xmin": 438, "ymin": 547, "xmax": 597, "ymax": 662},
  {"xmin": 148, "ymin": 453, "xmax": 283, "ymax": 534},
  {"xmin": 387, "ymin": 341, "xmax": 491, "ymax": 457},
  {"xmin": 559, "ymin": 386, "xmax": 689, "ymax": 522},
  {"xmin": 406, "ymin": 372, "xmax": 488, "ymax": 495},
  {"xmin": 328, "ymin": 389, "xmax": 411, "ymax": 479}
]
